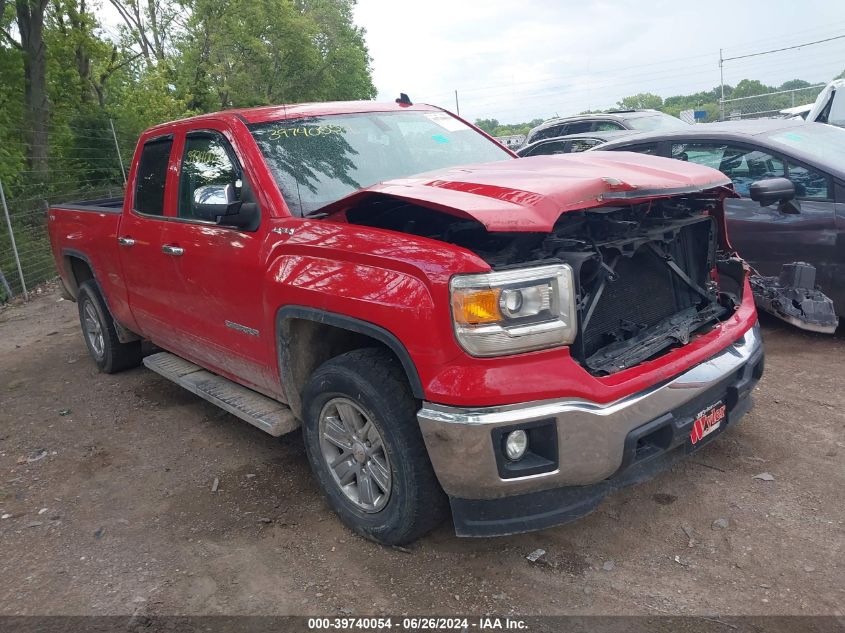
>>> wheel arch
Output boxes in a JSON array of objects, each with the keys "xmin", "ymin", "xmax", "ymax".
[
  {"xmin": 61, "ymin": 248, "xmax": 139, "ymax": 344},
  {"xmin": 61, "ymin": 248, "xmax": 96, "ymax": 299},
  {"xmin": 276, "ymin": 306, "xmax": 424, "ymax": 419}
]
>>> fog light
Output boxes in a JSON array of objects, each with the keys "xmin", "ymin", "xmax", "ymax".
[{"xmin": 504, "ymin": 429, "xmax": 529, "ymax": 461}]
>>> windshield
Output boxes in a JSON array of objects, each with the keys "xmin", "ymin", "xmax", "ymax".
[
  {"xmin": 249, "ymin": 111, "xmax": 513, "ymax": 216},
  {"xmin": 625, "ymin": 114, "xmax": 689, "ymax": 131},
  {"xmin": 766, "ymin": 124, "xmax": 845, "ymax": 164}
]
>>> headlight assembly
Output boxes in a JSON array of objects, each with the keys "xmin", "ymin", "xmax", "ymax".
[{"xmin": 449, "ymin": 264, "xmax": 577, "ymax": 357}]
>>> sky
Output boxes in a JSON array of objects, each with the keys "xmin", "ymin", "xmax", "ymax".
[{"xmin": 354, "ymin": 0, "xmax": 845, "ymax": 124}]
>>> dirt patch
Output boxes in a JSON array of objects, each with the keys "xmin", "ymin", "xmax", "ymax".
[{"xmin": 0, "ymin": 291, "xmax": 842, "ymax": 615}]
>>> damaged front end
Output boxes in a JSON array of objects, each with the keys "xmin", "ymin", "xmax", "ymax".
[
  {"xmin": 347, "ymin": 191, "xmax": 746, "ymax": 375},
  {"xmin": 533, "ymin": 202, "xmax": 737, "ymax": 375},
  {"xmin": 751, "ymin": 262, "xmax": 838, "ymax": 334}
]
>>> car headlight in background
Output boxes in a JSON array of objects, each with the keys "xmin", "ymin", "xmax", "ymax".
[{"xmin": 450, "ymin": 264, "xmax": 577, "ymax": 357}]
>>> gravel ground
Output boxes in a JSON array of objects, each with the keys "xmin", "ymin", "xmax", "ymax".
[{"xmin": 0, "ymin": 288, "xmax": 842, "ymax": 616}]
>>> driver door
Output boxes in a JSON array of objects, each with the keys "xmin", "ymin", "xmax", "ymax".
[{"xmin": 161, "ymin": 126, "xmax": 277, "ymax": 394}]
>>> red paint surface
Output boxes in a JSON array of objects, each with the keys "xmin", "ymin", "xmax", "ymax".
[
  {"xmin": 48, "ymin": 101, "xmax": 757, "ymax": 408},
  {"xmin": 321, "ymin": 152, "xmax": 733, "ymax": 233}
]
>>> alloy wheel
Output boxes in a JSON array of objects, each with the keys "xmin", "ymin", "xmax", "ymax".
[{"xmin": 318, "ymin": 397, "xmax": 392, "ymax": 512}]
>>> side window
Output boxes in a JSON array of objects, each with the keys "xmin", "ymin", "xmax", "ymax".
[
  {"xmin": 671, "ymin": 143, "xmax": 723, "ymax": 169},
  {"xmin": 611, "ymin": 143, "xmax": 658, "ymax": 155},
  {"xmin": 593, "ymin": 121, "xmax": 625, "ymax": 131},
  {"xmin": 525, "ymin": 140, "xmax": 569, "ymax": 156},
  {"xmin": 569, "ymin": 138, "xmax": 602, "ymax": 153},
  {"xmin": 565, "ymin": 121, "xmax": 592, "ymax": 134},
  {"xmin": 671, "ymin": 143, "xmax": 785, "ymax": 196},
  {"xmin": 787, "ymin": 162, "xmax": 830, "ymax": 199},
  {"xmin": 531, "ymin": 124, "xmax": 567, "ymax": 143},
  {"xmin": 134, "ymin": 137, "xmax": 173, "ymax": 215},
  {"xmin": 178, "ymin": 132, "xmax": 242, "ymax": 220}
]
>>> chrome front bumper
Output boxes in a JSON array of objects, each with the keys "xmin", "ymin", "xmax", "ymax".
[{"xmin": 418, "ymin": 323, "xmax": 763, "ymax": 499}]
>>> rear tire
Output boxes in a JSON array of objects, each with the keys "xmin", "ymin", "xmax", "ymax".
[
  {"xmin": 301, "ymin": 348, "xmax": 448, "ymax": 545},
  {"xmin": 77, "ymin": 280, "xmax": 142, "ymax": 373}
]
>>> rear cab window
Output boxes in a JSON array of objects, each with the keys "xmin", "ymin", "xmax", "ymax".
[{"xmin": 134, "ymin": 136, "xmax": 173, "ymax": 215}]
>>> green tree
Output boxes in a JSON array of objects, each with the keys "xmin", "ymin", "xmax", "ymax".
[
  {"xmin": 474, "ymin": 118, "xmax": 543, "ymax": 137},
  {"xmin": 1, "ymin": 0, "xmax": 378, "ymax": 190},
  {"xmin": 730, "ymin": 79, "xmax": 773, "ymax": 99},
  {"xmin": 106, "ymin": 0, "xmax": 178, "ymax": 69},
  {"xmin": 176, "ymin": 0, "xmax": 374, "ymax": 110},
  {"xmin": 298, "ymin": 0, "xmax": 376, "ymax": 101},
  {"xmin": 1, "ymin": 0, "xmax": 50, "ymax": 178},
  {"xmin": 779, "ymin": 79, "xmax": 811, "ymax": 91},
  {"xmin": 0, "ymin": 18, "xmax": 26, "ymax": 186},
  {"xmin": 616, "ymin": 92, "xmax": 663, "ymax": 110},
  {"xmin": 474, "ymin": 118, "xmax": 500, "ymax": 134},
  {"xmin": 1, "ymin": 0, "xmax": 379, "ymax": 298},
  {"xmin": 661, "ymin": 86, "xmax": 724, "ymax": 121}
]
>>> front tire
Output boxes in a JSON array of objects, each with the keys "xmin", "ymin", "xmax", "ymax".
[
  {"xmin": 77, "ymin": 280, "xmax": 142, "ymax": 373},
  {"xmin": 302, "ymin": 348, "xmax": 447, "ymax": 545}
]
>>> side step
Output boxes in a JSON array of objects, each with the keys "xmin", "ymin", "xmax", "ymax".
[{"xmin": 143, "ymin": 352, "xmax": 299, "ymax": 437}]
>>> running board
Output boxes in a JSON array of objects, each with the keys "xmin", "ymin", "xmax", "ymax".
[{"xmin": 142, "ymin": 352, "xmax": 299, "ymax": 436}]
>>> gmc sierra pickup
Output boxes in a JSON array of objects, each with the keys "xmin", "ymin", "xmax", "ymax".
[{"xmin": 48, "ymin": 100, "xmax": 764, "ymax": 545}]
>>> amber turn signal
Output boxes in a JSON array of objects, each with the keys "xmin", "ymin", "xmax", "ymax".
[{"xmin": 451, "ymin": 288, "xmax": 502, "ymax": 325}]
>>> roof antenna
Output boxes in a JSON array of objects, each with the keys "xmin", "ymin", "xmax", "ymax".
[{"xmin": 396, "ymin": 93, "xmax": 413, "ymax": 106}]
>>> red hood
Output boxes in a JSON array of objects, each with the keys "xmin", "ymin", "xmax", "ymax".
[{"xmin": 323, "ymin": 151, "xmax": 733, "ymax": 233}]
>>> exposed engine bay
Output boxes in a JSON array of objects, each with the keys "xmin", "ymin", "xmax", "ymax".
[{"xmin": 346, "ymin": 195, "xmax": 746, "ymax": 375}]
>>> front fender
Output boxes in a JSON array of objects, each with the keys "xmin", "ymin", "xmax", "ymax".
[
  {"xmin": 266, "ymin": 252, "xmax": 478, "ymax": 417},
  {"xmin": 276, "ymin": 306, "xmax": 425, "ymax": 407},
  {"xmin": 263, "ymin": 221, "xmax": 491, "ymax": 410}
]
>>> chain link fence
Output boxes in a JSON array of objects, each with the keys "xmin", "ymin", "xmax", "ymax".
[
  {"xmin": 0, "ymin": 121, "xmax": 131, "ymax": 303},
  {"xmin": 720, "ymin": 84, "xmax": 825, "ymax": 120}
]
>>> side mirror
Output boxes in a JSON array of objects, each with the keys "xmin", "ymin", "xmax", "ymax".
[
  {"xmin": 749, "ymin": 178, "xmax": 795, "ymax": 206},
  {"xmin": 192, "ymin": 183, "xmax": 242, "ymax": 221}
]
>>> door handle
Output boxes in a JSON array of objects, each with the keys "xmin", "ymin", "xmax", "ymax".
[
  {"xmin": 117, "ymin": 237, "xmax": 135, "ymax": 247},
  {"xmin": 161, "ymin": 244, "xmax": 184, "ymax": 256}
]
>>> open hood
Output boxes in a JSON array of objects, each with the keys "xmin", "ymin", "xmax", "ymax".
[{"xmin": 321, "ymin": 151, "xmax": 732, "ymax": 233}]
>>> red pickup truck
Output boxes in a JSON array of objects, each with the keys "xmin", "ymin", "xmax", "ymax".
[{"xmin": 48, "ymin": 100, "xmax": 763, "ymax": 544}]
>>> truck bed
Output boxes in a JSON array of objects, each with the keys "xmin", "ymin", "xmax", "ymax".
[
  {"xmin": 54, "ymin": 196, "xmax": 124, "ymax": 213},
  {"xmin": 48, "ymin": 196, "xmax": 133, "ymax": 334}
]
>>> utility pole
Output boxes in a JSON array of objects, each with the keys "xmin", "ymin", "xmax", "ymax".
[
  {"xmin": 719, "ymin": 48, "xmax": 725, "ymax": 121},
  {"xmin": 454, "ymin": 90, "xmax": 460, "ymax": 116}
]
